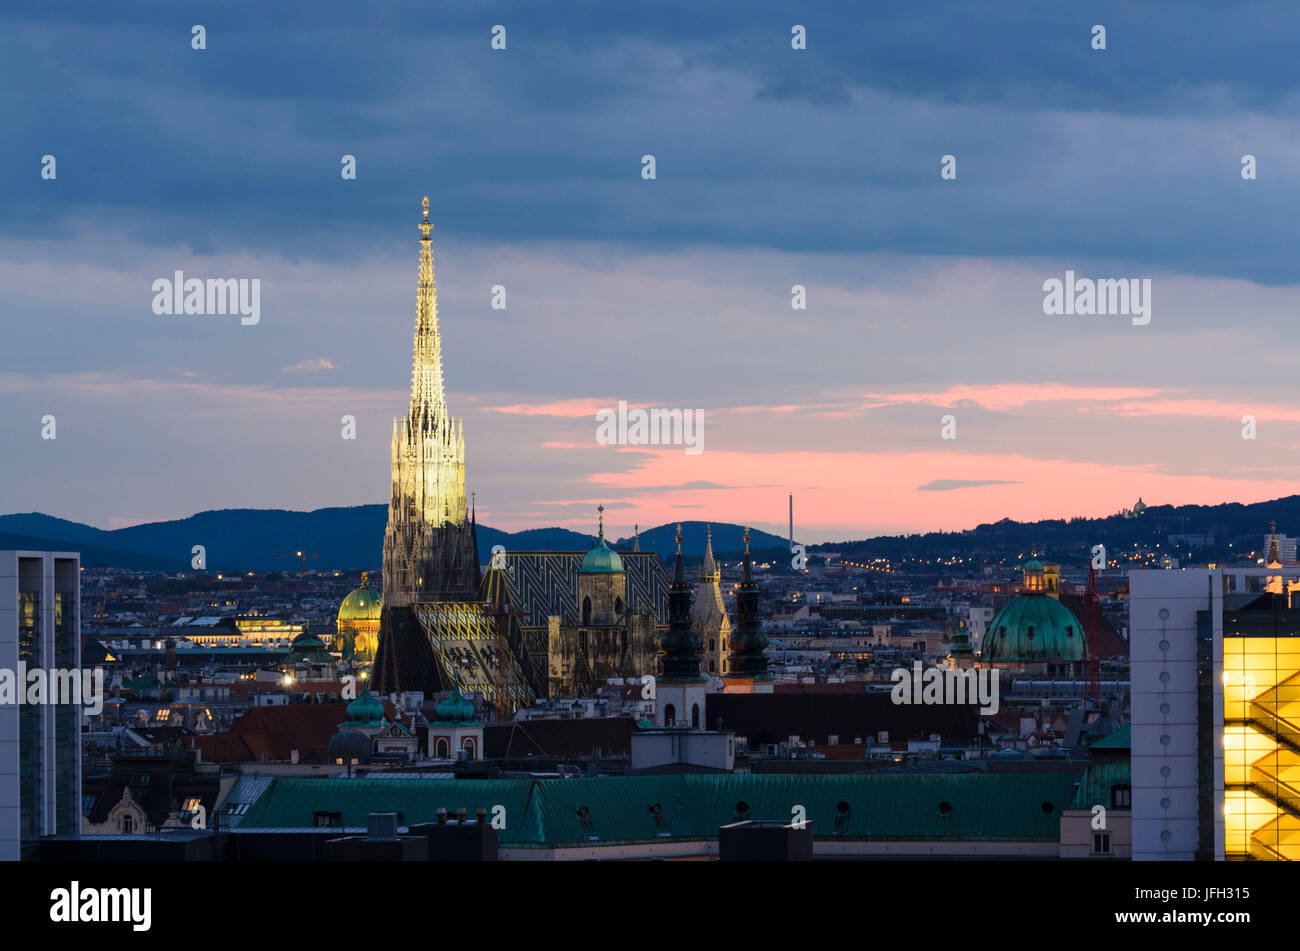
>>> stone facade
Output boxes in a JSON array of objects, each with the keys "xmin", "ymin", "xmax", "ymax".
[
  {"xmin": 691, "ymin": 527, "xmax": 732, "ymax": 677},
  {"xmin": 546, "ymin": 546, "xmax": 659, "ymax": 698}
]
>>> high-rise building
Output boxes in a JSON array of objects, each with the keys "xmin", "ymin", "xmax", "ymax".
[
  {"xmin": 374, "ymin": 199, "xmax": 480, "ymax": 697},
  {"xmin": 0, "ymin": 550, "xmax": 82, "ymax": 860},
  {"xmin": 1131, "ymin": 565, "xmax": 1300, "ymax": 860}
]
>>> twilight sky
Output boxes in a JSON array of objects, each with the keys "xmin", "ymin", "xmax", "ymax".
[{"xmin": 4, "ymin": 1, "xmax": 1300, "ymax": 544}]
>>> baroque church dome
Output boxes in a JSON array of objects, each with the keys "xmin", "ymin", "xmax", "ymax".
[
  {"xmin": 981, "ymin": 559, "xmax": 1086, "ymax": 663},
  {"xmin": 338, "ymin": 574, "xmax": 382, "ymax": 624}
]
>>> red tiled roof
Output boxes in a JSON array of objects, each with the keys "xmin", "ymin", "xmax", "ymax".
[{"xmin": 190, "ymin": 703, "xmax": 354, "ymax": 764}]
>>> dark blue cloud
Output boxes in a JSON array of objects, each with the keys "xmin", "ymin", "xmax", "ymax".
[{"xmin": 3, "ymin": 0, "xmax": 1300, "ymax": 280}]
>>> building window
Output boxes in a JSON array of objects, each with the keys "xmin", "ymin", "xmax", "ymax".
[
  {"xmin": 691, "ymin": 703, "xmax": 700, "ymax": 728},
  {"xmin": 1093, "ymin": 832, "xmax": 1112, "ymax": 855},
  {"xmin": 582, "ymin": 597, "xmax": 592, "ymax": 625},
  {"xmin": 436, "ymin": 738, "xmax": 449, "ymax": 758},
  {"xmin": 615, "ymin": 597, "xmax": 623, "ymax": 615},
  {"xmin": 664, "ymin": 704, "xmax": 676, "ymax": 727},
  {"xmin": 462, "ymin": 738, "xmax": 476, "ymax": 758},
  {"xmin": 120, "ymin": 815, "xmax": 134, "ymax": 834},
  {"xmin": 1112, "ymin": 785, "xmax": 1132, "ymax": 809}
]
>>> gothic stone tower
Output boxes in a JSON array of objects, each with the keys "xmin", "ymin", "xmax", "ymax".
[
  {"xmin": 545, "ymin": 507, "xmax": 658, "ymax": 697},
  {"xmin": 655, "ymin": 525, "xmax": 709, "ymax": 727},
  {"xmin": 723, "ymin": 527, "xmax": 773, "ymax": 693},
  {"xmin": 374, "ymin": 198, "xmax": 480, "ymax": 696}
]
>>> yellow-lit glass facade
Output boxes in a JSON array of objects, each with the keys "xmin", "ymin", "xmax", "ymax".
[{"xmin": 1223, "ymin": 636, "xmax": 1300, "ymax": 859}]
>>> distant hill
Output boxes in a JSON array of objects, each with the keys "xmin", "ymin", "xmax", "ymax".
[
  {"xmin": 816, "ymin": 495, "xmax": 1300, "ymax": 566},
  {"xmin": 0, "ymin": 528, "xmax": 175, "ymax": 570},
  {"xmin": 611, "ymin": 522, "xmax": 789, "ymax": 562},
  {"xmin": 6, "ymin": 494, "xmax": 1291, "ymax": 572},
  {"xmin": 0, "ymin": 507, "xmax": 392, "ymax": 571},
  {"xmin": 0, "ymin": 509, "xmax": 783, "ymax": 570}
]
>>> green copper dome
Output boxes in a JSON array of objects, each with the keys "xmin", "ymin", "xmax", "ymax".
[
  {"xmin": 581, "ymin": 536, "xmax": 624, "ymax": 574},
  {"xmin": 338, "ymin": 574, "xmax": 382, "ymax": 623},
  {"xmin": 283, "ymin": 630, "xmax": 334, "ymax": 666},
  {"xmin": 580, "ymin": 508, "xmax": 623, "ymax": 574},
  {"xmin": 982, "ymin": 589, "xmax": 1085, "ymax": 663},
  {"xmin": 435, "ymin": 688, "xmax": 478, "ymax": 725},
  {"xmin": 345, "ymin": 686, "xmax": 385, "ymax": 723}
]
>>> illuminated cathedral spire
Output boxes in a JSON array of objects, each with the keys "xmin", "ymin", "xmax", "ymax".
[
  {"xmin": 391, "ymin": 196, "xmax": 468, "ymax": 532},
  {"xmin": 410, "ymin": 196, "xmax": 445, "ymax": 423},
  {"xmin": 376, "ymin": 198, "xmax": 479, "ymax": 695}
]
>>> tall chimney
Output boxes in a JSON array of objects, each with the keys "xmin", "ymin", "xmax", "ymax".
[{"xmin": 789, "ymin": 493, "xmax": 794, "ymax": 550}]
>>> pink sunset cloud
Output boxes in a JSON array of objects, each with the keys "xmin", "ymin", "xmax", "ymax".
[
  {"xmin": 489, "ymin": 398, "xmax": 611, "ymax": 417},
  {"xmin": 520, "ymin": 446, "xmax": 1300, "ymax": 543}
]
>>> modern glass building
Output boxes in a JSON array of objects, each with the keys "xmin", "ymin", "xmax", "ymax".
[
  {"xmin": 0, "ymin": 551, "xmax": 81, "ymax": 860},
  {"xmin": 1131, "ymin": 566, "xmax": 1300, "ymax": 860}
]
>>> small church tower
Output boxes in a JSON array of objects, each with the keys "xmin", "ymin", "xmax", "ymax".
[
  {"xmin": 655, "ymin": 525, "xmax": 708, "ymax": 727},
  {"xmin": 692, "ymin": 525, "xmax": 732, "ymax": 677},
  {"xmin": 577, "ymin": 505, "xmax": 626, "ymax": 625},
  {"xmin": 724, "ymin": 527, "xmax": 773, "ymax": 693}
]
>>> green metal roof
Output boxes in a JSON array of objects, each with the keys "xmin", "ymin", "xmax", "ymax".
[
  {"xmin": 580, "ymin": 536, "xmax": 623, "ymax": 574},
  {"xmin": 1070, "ymin": 761, "xmax": 1131, "ymax": 810},
  {"xmin": 238, "ymin": 772, "xmax": 1082, "ymax": 847},
  {"xmin": 1089, "ymin": 724, "xmax": 1130, "ymax": 750},
  {"xmin": 982, "ymin": 593, "xmax": 1085, "ymax": 663}
]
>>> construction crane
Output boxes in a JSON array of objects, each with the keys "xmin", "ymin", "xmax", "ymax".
[{"xmin": 262, "ymin": 550, "xmax": 320, "ymax": 574}]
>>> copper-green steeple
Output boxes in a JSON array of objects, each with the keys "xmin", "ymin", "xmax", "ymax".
[{"xmin": 580, "ymin": 505, "xmax": 624, "ymax": 574}]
